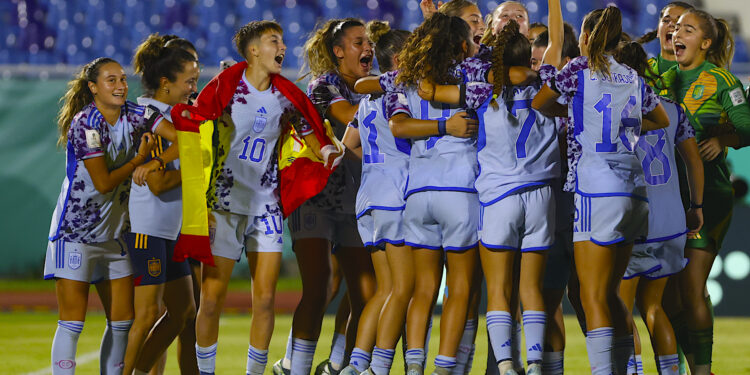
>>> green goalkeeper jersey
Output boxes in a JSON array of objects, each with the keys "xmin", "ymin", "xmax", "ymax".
[{"xmin": 662, "ymin": 60, "xmax": 750, "ymax": 193}]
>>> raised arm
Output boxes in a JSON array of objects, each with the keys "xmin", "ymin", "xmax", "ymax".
[{"xmin": 542, "ymin": 0, "xmax": 564, "ymax": 68}]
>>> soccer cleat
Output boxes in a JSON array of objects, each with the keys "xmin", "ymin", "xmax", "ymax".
[
  {"xmin": 272, "ymin": 359, "xmax": 291, "ymax": 375},
  {"xmin": 430, "ymin": 366, "xmax": 452, "ymax": 375},
  {"xmin": 526, "ymin": 363, "xmax": 542, "ymax": 375},
  {"xmin": 315, "ymin": 359, "xmax": 341, "ymax": 375},
  {"xmin": 359, "ymin": 368, "xmax": 376, "ymax": 375},
  {"xmin": 498, "ymin": 360, "xmax": 519, "ymax": 375},
  {"xmin": 407, "ymin": 363, "xmax": 424, "ymax": 375},
  {"xmin": 338, "ymin": 365, "xmax": 360, "ymax": 375}
]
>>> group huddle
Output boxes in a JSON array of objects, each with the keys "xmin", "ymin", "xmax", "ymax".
[{"xmin": 42, "ymin": 0, "xmax": 750, "ymax": 375}]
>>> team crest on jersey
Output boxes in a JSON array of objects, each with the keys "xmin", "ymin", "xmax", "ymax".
[
  {"xmin": 304, "ymin": 214, "xmax": 316, "ymax": 230},
  {"xmin": 68, "ymin": 252, "xmax": 81, "ymax": 270},
  {"xmin": 692, "ymin": 85, "xmax": 705, "ymax": 100},
  {"xmin": 148, "ymin": 258, "xmax": 162, "ymax": 277},
  {"xmin": 254, "ymin": 107, "xmax": 268, "ymax": 133}
]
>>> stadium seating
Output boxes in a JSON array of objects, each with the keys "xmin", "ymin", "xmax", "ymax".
[{"xmin": 1, "ymin": 0, "xmax": 748, "ymax": 70}]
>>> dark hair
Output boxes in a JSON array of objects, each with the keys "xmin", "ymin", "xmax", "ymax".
[
  {"xmin": 397, "ymin": 13, "xmax": 471, "ymax": 86},
  {"xmin": 366, "ymin": 20, "xmax": 410, "ymax": 73},
  {"xmin": 529, "ymin": 22, "xmax": 548, "ymax": 31},
  {"xmin": 57, "ymin": 57, "xmax": 119, "ymax": 146},
  {"xmin": 682, "ymin": 9, "xmax": 735, "ymax": 68},
  {"xmin": 637, "ymin": 1, "xmax": 694, "ymax": 44},
  {"xmin": 163, "ymin": 35, "xmax": 197, "ymax": 55},
  {"xmin": 438, "ymin": 0, "xmax": 478, "ymax": 17},
  {"xmin": 583, "ymin": 7, "xmax": 623, "ymax": 76},
  {"xmin": 303, "ymin": 18, "xmax": 365, "ymax": 77},
  {"xmin": 614, "ymin": 41, "xmax": 654, "ymax": 79},
  {"xmin": 531, "ymin": 23, "xmax": 580, "ymax": 60},
  {"xmin": 234, "ymin": 20, "xmax": 284, "ymax": 60},
  {"xmin": 133, "ymin": 33, "xmax": 198, "ymax": 96},
  {"xmin": 489, "ymin": 20, "xmax": 531, "ymax": 101}
]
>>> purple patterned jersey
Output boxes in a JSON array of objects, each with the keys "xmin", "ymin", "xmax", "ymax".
[{"xmin": 48, "ymin": 101, "xmax": 163, "ymax": 243}]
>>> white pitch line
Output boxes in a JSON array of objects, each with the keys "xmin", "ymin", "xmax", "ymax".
[{"xmin": 24, "ymin": 350, "xmax": 99, "ymax": 375}]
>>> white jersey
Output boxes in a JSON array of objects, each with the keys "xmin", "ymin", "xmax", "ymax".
[
  {"xmin": 475, "ymin": 84, "xmax": 560, "ymax": 205},
  {"xmin": 48, "ymin": 101, "xmax": 163, "ymax": 243},
  {"xmin": 554, "ymin": 56, "xmax": 660, "ymax": 199},
  {"xmin": 351, "ymin": 94, "xmax": 411, "ymax": 217},
  {"xmin": 635, "ymin": 98, "xmax": 694, "ymax": 240},
  {"xmin": 128, "ymin": 97, "xmax": 182, "ymax": 240},
  {"xmin": 209, "ymin": 71, "xmax": 305, "ymax": 216},
  {"xmin": 389, "ymin": 88, "xmax": 478, "ymax": 197}
]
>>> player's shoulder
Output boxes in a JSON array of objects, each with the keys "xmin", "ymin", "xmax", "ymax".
[
  {"xmin": 71, "ymin": 102, "xmax": 103, "ymax": 130},
  {"xmin": 563, "ymin": 56, "xmax": 589, "ymax": 74}
]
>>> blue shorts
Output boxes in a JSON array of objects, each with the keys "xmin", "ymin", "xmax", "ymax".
[
  {"xmin": 479, "ymin": 185, "xmax": 555, "ymax": 252},
  {"xmin": 544, "ymin": 188, "xmax": 575, "ymax": 290},
  {"xmin": 626, "ymin": 234, "xmax": 688, "ymax": 280},
  {"xmin": 573, "ymin": 194, "xmax": 649, "ymax": 245},
  {"xmin": 125, "ymin": 233, "xmax": 191, "ymax": 286},
  {"xmin": 403, "ymin": 191, "xmax": 479, "ymax": 251},
  {"xmin": 357, "ymin": 208, "xmax": 405, "ymax": 250}
]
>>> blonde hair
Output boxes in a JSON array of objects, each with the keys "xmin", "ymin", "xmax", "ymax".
[
  {"xmin": 302, "ymin": 18, "xmax": 364, "ymax": 78},
  {"xmin": 56, "ymin": 58, "xmax": 118, "ymax": 146},
  {"xmin": 438, "ymin": 0, "xmax": 477, "ymax": 17}
]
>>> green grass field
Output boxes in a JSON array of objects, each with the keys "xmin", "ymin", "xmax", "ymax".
[{"xmin": 3, "ymin": 313, "xmax": 750, "ymax": 374}]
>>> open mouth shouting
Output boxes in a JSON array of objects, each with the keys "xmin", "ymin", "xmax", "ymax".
[
  {"xmin": 274, "ymin": 53, "xmax": 284, "ymax": 67},
  {"xmin": 673, "ymin": 40, "xmax": 686, "ymax": 58},
  {"xmin": 359, "ymin": 54, "xmax": 373, "ymax": 72}
]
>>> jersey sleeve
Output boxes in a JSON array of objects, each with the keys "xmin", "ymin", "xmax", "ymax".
[
  {"xmin": 640, "ymin": 79, "xmax": 660, "ymax": 115},
  {"xmin": 307, "ymin": 73, "xmax": 347, "ymax": 115},
  {"xmin": 385, "ymin": 92, "xmax": 412, "ymax": 119},
  {"xmin": 379, "ymin": 70, "xmax": 400, "ymax": 92},
  {"xmin": 553, "ymin": 56, "xmax": 587, "ymax": 105},
  {"xmin": 454, "ymin": 57, "xmax": 491, "ymax": 83},
  {"xmin": 717, "ymin": 71, "xmax": 750, "ymax": 147},
  {"xmin": 136, "ymin": 103, "xmax": 165, "ymax": 134},
  {"xmin": 674, "ymin": 104, "xmax": 696, "ymax": 144},
  {"xmin": 538, "ymin": 64, "xmax": 558, "ymax": 85},
  {"xmin": 464, "ymin": 82, "xmax": 493, "ymax": 109},
  {"xmin": 69, "ymin": 110, "xmax": 105, "ymax": 160}
]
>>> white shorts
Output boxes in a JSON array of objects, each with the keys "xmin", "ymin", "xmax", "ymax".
[
  {"xmin": 43, "ymin": 238, "xmax": 132, "ymax": 283},
  {"xmin": 210, "ymin": 210, "xmax": 284, "ymax": 260},
  {"xmin": 403, "ymin": 191, "xmax": 479, "ymax": 251},
  {"xmin": 480, "ymin": 185, "xmax": 555, "ymax": 252},
  {"xmin": 357, "ymin": 209, "xmax": 405, "ymax": 249},
  {"xmin": 544, "ymin": 188, "xmax": 575, "ymax": 290},
  {"xmin": 288, "ymin": 202, "xmax": 364, "ymax": 248},
  {"xmin": 626, "ymin": 234, "xmax": 688, "ymax": 280},
  {"xmin": 573, "ymin": 194, "xmax": 649, "ymax": 245}
]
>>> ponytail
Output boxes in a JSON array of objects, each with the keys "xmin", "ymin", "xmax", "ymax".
[
  {"xmin": 636, "ymin": 29, "xmax": 658, "ymax": 45},
  {"xmin": 488, "ymin": 20, "xmax": 530, "ymax": 101},
  {"xmin": 56, "ymin": 57, "xmax": 118, "ymax": 146},
  {"xmin": 133, "ymin": 33, "xmax": 197, "ymax": 96},
  {"xmin": 302, "ymin": 18, "xmax": 364, "ymax": 78},
  {"xmin": 366, "ymin": 20, "xmax": 410, "ymax": 73},
  {"xmin": 584, "ymin": 6, "xmax": 622, "ymax": 76}
]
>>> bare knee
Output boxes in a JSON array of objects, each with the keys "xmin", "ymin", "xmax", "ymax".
[
  {"xmin": 135, "ymin": 304, "xmax": 162, "ymax": 330},
  {"xmin": 252, "ymin": 289, "xmax": 276, "ymax": 315},
  {"xmin": 199, "ymin": 293, "xmax": 225, "ymax": 320}
]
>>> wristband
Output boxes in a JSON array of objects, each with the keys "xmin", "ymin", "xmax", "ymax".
[
  {"xmin": 153, "ymin": 156, "xmax": 165, "ymax": 169},
  {"xmin": 690, "ymin": 201, "xmax": 703, "ymax": 209},
  {"xmin": 437, "ymin": 119, "xmax": 447, "ymax": 136}
]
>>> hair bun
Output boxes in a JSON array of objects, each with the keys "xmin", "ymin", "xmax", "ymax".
[{"xmin": 367, "ymin": 20, "xmax": 391, "ymax": 45}]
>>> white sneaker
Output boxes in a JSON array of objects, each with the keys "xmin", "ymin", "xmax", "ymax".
[{"xmin": 526, "ymin": 363, "xmax": 542, "ymax": 375}]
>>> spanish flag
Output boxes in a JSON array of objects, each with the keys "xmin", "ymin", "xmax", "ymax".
[{"xmin": 170, "ymin": 61, "xmax": 340, "ymax": 265}]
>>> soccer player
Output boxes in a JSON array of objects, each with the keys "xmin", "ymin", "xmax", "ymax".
[
  {"xmin": 44, "ymin": 57, "xmax": 179, "ymax": 375},
  {"xmin": 637, "ymin": 2, "xmax": 695, "ymax": 79},
  {"xmin": 614, "ymin": 40, "xmax": 705, "ymax": 375},
  {"xmin": 533, "ymin": 6, "xmax": 670, "ymax": 374},
  {"xmin": 662, "ymin": 9, "xmax": 750, "ymax": 374},
  {"xmin": 121, "ymin": 33, "xmax": 200, "ymax": 375},
  {"xmin": 276, "ymin": 18, "xmax": 376, "ymax": 375},
  {"xmin": 419, "ymin": 0, "xmax": 486, "ymax": 46},
  {"xmin": 337, "ymin": 20, "xmax": 412, "ymax": 375},
  {"xmin": 483, "ymin": 1, "xmax": 530, "ymax": 41}
]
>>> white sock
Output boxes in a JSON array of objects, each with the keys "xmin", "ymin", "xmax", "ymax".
[
  {"xmin": 435, "ymin": 355, "xmax": 457, "ymax": 370},
  {"xmin": 452, "ymin": 319, "xmax": 477, "ymax": 375},
  {"xmin": 290, "ymin": 338, "xmax": 317, "ymax": 375},
  {"xmin": 658, "ymin": 354, "xmax": 680, "ymax": 375},
  {"xmin": 487, "ymin": 311, "xmax": 513, "ymax": 363},
  {"xmin": 329, "ymin": 333, "xmax": 346, "ymax": 370},
  {"xmin": 246, "ymin": 344, "xmax": 268, "ymax": 375},
  {"xmin": 542, "ymin": 351, "xmax": 564, "ymax": 375},
  {"xmin": 196, "ymin": 342, "xmax": 218, "ymax": 374},
  {"xmin": 585, "ymin": 327, "xmax": 614, "ymax": 375},
  {"xmin": 465, "ymin": 344, "xmax": 475, "ymax": 374},
  {"xmin": 371, "ymin": 347, "xmax": 396, "ymax": 375},
  {"xmin": 636, "ymin": 354, "xmax": 644, "ymax": 375},
  {"xmin": 52, "ymin": 320, "xmax": 83, "ymax": 375},
  {"xmin": 100, "ymin": 320, "xmax": 132, "ymax": 375},
  {"xmin": 405, "ymin": 348, "xmax": 425, "ymax": 365},
  {"xmin": 349, "ymin": 347, "xmax": 372, "ymax": 372},
  {"xmin": 522, "ymin": 311, "xmax": 546, "ymax": 364},
  {"xmin": 282, "ymin": 328, "xmax": 293, "ymax": 369}
]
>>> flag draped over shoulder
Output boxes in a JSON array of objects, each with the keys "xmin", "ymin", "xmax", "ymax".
[{"xmin": 170, "ymin": 61, "xmax": 340, "ymax": 265}]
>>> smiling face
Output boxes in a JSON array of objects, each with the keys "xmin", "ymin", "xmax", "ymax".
[
  {"xmin": 161, "ymin": 60, "xmax": 200, "ymax": 105},
  {"xmin": 658, "ymin": 5, "xmax": 689, "ymax": 57},
  {"xmin": 672, "ymin": 13, "xmax": 711, "ymax": 68},
  {"xmin": 459, "ymin": 4, "xmax": 486, "ymax": 47},
  {"xmin": 247, "ymin": 30, "xmax": 286, "ymax": 75},
  {"xmin": 333, "ymin": 25, "xmax": 374, "ymax": 79},
  {"xmin": 88, "ymin": 61, "xmax": 128, "ymax": 109},
  {"xmin": 492, "ymin": 2, "xmax": 529, "ymax": 37}
]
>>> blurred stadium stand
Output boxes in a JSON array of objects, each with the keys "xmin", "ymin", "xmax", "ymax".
[{"xmin": 1, "ymin": 0, "xmax": 749, "ymax": 78}]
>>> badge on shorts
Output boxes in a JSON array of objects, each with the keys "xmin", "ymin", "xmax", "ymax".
[
  {"xmin": 304, "ymin": 214, "xmax": 316, "ymax": 230},
  {"xmin": 85, "ymin": 129, "xmax": 101, "ymax": 149},
  {"xmin": 148, "ymin": 258, "xmax": 162, "ymax": 277},
  {"xmin": 68, "ymin": 252, "xmax": 81, "ymax": 270},
  {"xmin": 692, "ymin": 85, "xmax": 705, "ymax": 100}
]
